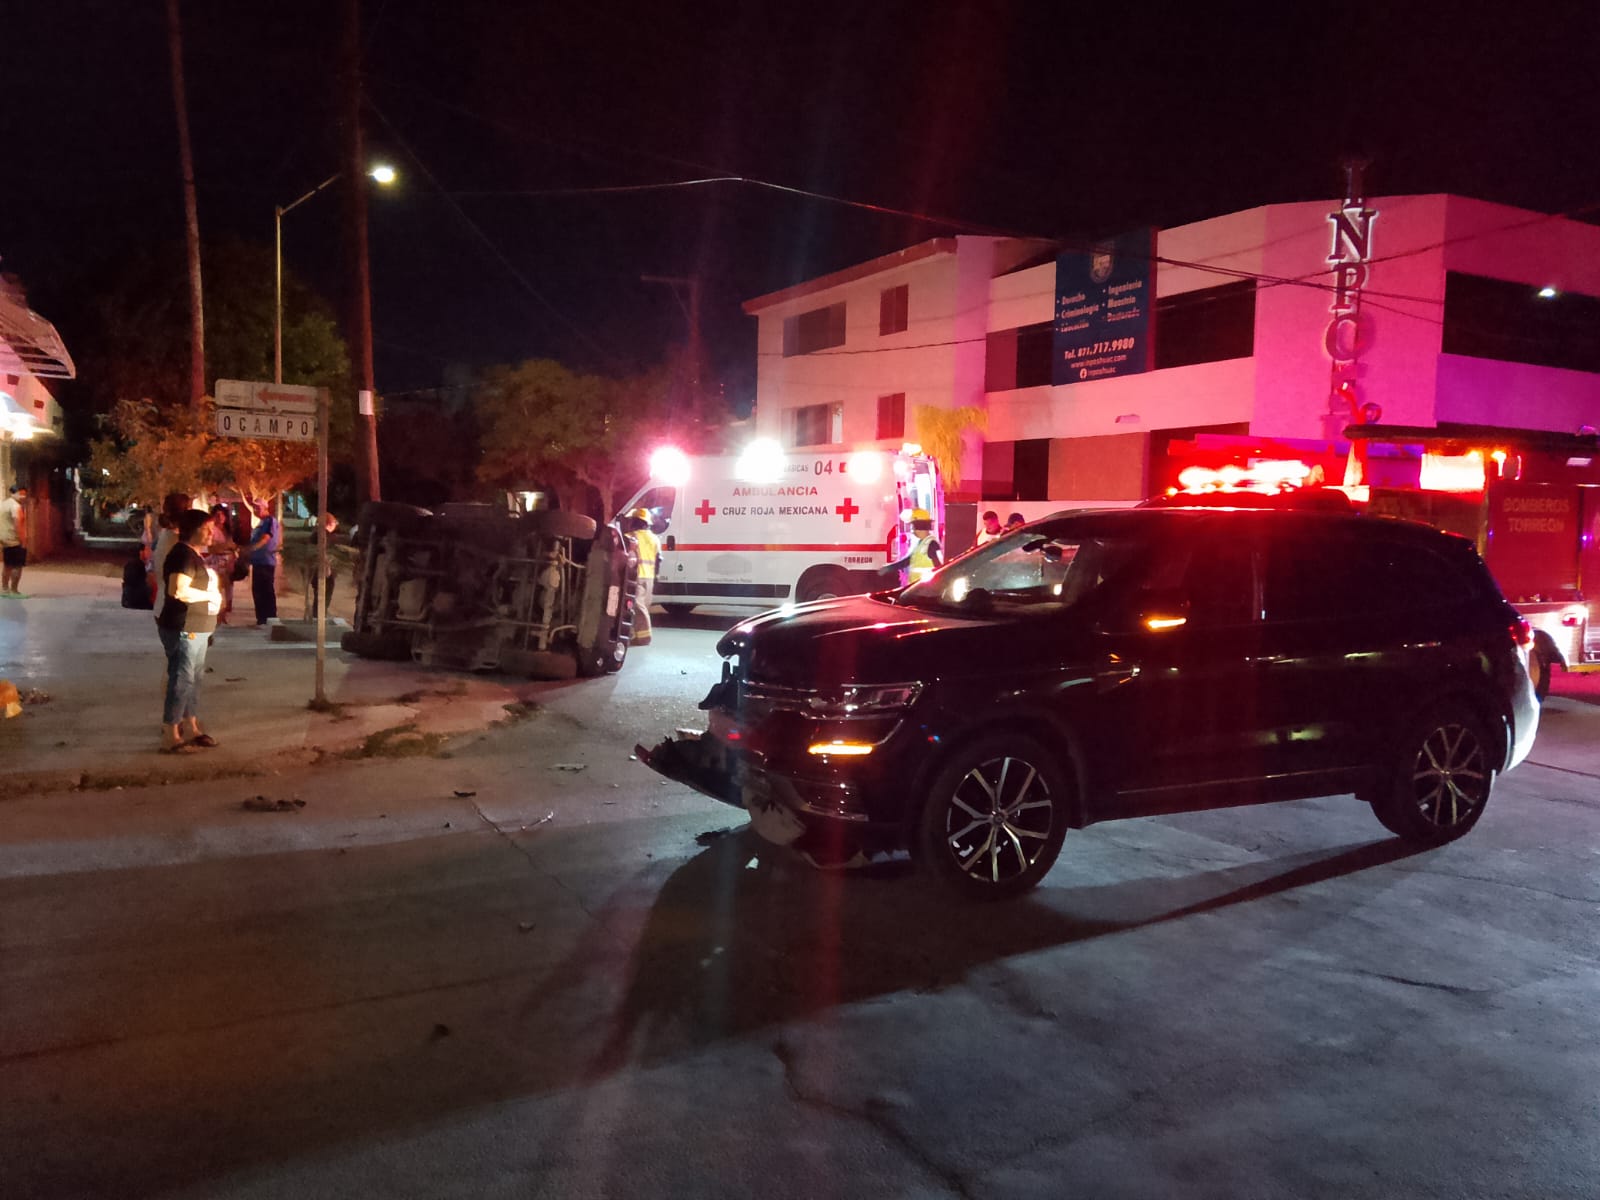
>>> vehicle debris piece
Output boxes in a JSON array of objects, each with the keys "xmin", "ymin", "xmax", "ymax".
[
  {"xmin": 521, "ymin": 811, "xmax": 555, "ymax": 831},
  {"xmin": 453, "ymin": 789, "xmax": 477, "ymax": 798},
  {"xmin": 552, "ymin": 762, "xmax": 586, "ymax": 772},
  {"xmin": 242, "ymin": 796, "xmax": 306, "ymax": 813}
]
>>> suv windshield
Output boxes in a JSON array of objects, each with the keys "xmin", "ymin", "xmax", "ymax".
[{"xmin": 899, "ymin": 528, "xmax": 1146, "ymax": 613}]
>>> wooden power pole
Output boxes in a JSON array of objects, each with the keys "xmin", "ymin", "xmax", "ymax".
[
  {"xmin": 342, "ymin": 0, "xmax": 382, "ymax": 503},
  {"xmin": 165, "ymin": 0, "xmax": 205, "ymax": 409}
]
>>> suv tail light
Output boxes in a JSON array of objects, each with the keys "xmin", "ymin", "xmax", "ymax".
[{"xmin": 1510, "ymin": 617, "xmax": 1533, "ymax": 648}]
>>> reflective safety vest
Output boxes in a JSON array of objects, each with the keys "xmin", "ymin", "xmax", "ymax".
[
  {"xmin": 908, "ymin": 534, "xmax": 938, "ymax": 582},
  {"xmin": 634, "ymin": 527, "xmax": 660, "ymax": 581}
]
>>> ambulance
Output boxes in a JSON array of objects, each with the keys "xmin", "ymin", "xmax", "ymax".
[{"xmin": 616, "ymin": 440, "xmax": 944, "ymax": 612}]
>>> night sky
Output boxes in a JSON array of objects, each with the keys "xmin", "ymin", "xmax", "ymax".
[{"xmin": 4, "ymin": 0, "xmax": 1597, "ymax": 405}]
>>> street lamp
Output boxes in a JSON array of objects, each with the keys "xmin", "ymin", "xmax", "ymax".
[{"xmin": 274, "ymin": 164, "xmax": 396, "ymax": 385}]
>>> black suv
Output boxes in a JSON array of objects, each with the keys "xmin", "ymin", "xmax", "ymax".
[{"xmin": 640, "ymin": 509, "xmax": 1539, "ymax": 898}]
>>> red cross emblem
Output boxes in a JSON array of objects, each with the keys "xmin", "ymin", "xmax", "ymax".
[
  {"xmin": 836, "ymin": 497, "xmax": 859, "ymax": 523},
  {"xmin": 694, "ymin": 499, "xmax": 717, "ymax": 523}
]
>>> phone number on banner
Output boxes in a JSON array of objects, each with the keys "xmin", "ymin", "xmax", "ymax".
[{"xmin": 1063, "ymin": 337, "xmax": 1137, "ymax": 361}]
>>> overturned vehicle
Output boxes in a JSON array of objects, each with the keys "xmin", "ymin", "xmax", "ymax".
[{"xmin": 341, "ymin": 501, "xmax": 638, "ymax": 679}]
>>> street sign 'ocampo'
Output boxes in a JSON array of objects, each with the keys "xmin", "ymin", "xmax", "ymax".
[{"xmin": 215, "ymin": 378, "xmax": 320, "ymax": 441}]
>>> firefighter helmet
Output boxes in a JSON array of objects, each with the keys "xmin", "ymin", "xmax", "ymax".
[
  {"xmin": 628, "ymin": 508, "xmax": 651, "ymax": 522},
  {"xmin": 910, "ymin": 508, "xmax": 932, "ymax": 522}
]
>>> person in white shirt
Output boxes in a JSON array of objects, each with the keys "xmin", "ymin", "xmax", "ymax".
[
  {"xmin": 0, "ymin": 485, "xmax": 28, "ymax": 596},
  {"xmin": 975, "ymin": 509, "xmax": 1003, "ymax": 547}
]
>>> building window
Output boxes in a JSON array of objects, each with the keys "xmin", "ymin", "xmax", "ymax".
[
  {"xmin": 879, "ymin": 285, "xmax": 909, "ymax": 336},
  {"xmin": 783, "ymin": 302, "xmax": 847, "ymax": 357},
  {"xmin": 984, "ymin": 322, "xmax": 1057, "ymax": 392},
  {"xmin": 1013, "ymin": 439, "xmax": 1050, "ymax": 500},
  {"xmin": 1153, "ymin": 280, "xmax": 1256, "ymax": 370},
  {"xmin": 876, "ymin": 392, "xmax": 905, "ymax": 440},
  {"xmin": 791, "ymin": 402, "xmax": 842, "ymax": 447},
  {"xmin": 1442, "ymin": 272, "xmax": 1600, "ymax": 373}
]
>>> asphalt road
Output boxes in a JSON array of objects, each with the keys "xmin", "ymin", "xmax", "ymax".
[{"xmin": 3, "ymin": 616, "xmax": 1598, "ymax": 1199}]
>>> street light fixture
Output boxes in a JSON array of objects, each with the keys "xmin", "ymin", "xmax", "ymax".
[{"xmin": 274, "ymin": 165, "xmax": 396, "ymax": 385}]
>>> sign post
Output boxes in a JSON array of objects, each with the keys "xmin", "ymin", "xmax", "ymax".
[{"xmin": 314, "ymin": 387, "xmax": 330, "ymax": 705}]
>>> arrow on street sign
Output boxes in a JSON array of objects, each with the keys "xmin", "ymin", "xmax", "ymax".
[{"xmin": 215, "ymin": 378, "xmax": 319, "ymax": 415}]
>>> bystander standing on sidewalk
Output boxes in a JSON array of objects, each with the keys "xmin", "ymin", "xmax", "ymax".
[
  {"xmin": 244, "ymin": 498, "xmax": 281, "ymax": 625},
  {"xmin": 204, "ymin": 504, "xmax": 239, "ymax": 624},
  {"xmin": 0, "ymin": 484, "xmax": 27, "ymax": 596},
  {"xmin": 156, "ymin": 509, "xmax": 222, "ymax": 753}
]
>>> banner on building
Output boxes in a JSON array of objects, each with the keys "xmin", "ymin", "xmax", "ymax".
[{"xmin": 1053, "ymin": 229, "xmax": 1155, "ymax": 386}]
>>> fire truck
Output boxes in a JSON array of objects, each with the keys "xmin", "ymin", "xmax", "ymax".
[
  {"xmin": 1157, "ymin": 425, "xmax": 1600, "ymax": 700},
  {"xmin": 615, "ymin": 440, "xmax": 944, "ymax": 612},
  {"xmin": 1349, "ymin": 425, "xmax": 1600, "ymax": 700}
]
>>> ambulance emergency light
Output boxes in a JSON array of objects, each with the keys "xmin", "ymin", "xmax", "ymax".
[
  {"xmin": 735, "ymin": 438, "xmax": 785, "ymax": 483},
  {"xmin": 647, "ymin": 446, "xmax": 691, "ymax": 487}
]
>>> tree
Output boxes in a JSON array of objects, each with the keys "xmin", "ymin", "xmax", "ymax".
[
  {"xmin": 474, "ymin": 350, "xmax": 729, "ymax": 518},
  {"xmin": 85, "ymin": 400, "xmax": 212, "ymax": 508},
  {"xmin": 86, "ymin": 398, "xmax": 314, "ymax": 512},
  {"xmin": 915, "ymin": 404, "xmax": 987, "ymax": 492},
  {"xmin": 73, "ymin": 238, "xmax": 351, "ymax": 420}
]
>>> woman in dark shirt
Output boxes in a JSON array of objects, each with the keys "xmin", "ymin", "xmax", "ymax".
[{"xmin": 158, "ymin": 509, "xmax": 222, "ymax": 752}]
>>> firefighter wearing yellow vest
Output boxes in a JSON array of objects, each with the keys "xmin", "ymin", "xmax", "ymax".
[
  {"xmin": 881, "ymin": 509, "xmax": 943, "ymax": 584},
  {"xmin": 623, "ymin": 507, "xmax": 659, "ymax": 645}
]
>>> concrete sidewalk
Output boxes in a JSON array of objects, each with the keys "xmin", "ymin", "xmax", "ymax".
[{"xmin": 1, "ymin": 563, "xmax": 527, "ymax": 796}]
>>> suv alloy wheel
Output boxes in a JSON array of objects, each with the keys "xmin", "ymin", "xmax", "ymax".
[
  {"xmin": 916, "ymin": 733, "xmax": 1072, "ymax": 899},
  {"xmin": 1370, "ymin": 702, "xmax": 1494, "ymax": 844}
]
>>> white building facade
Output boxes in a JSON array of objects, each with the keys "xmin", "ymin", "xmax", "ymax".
[{"xmin": 743, "ymin": 194, "xmax": 1600, "ymax": 508}]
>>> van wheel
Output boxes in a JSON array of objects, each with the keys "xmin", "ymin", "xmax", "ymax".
[
  {"xmin": 661, "ymin": 603, "xmax": 695, "ymax": 618},
  {"xmin": 1370, "ymin": 702, "xmax": 1493, "ymax": 845},
  {"xmin": 526, "ymin": 510, "xmax": 598, "ymax": 541},
  {"xmin": 356, "ymin": 501, "xmax": 432, "ymax": 537},
  {"xmin": 915, "ymin": 733, "xmax": 1071, "ymax": 900},
  {"xmin": 795, "ymin": 567, "xmax": 853, "ymax": 604}
]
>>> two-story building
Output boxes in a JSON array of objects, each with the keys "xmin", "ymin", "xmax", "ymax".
[
  {"xmin": 1, "ymin": 272, "xmax": 75, "ymax": 555},
  {"xmin": 742, "ymin": 194, "xmax": 1600, "ymax": 511}
]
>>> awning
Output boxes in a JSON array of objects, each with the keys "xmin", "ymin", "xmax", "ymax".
[{"xmin": 0, "ymin": 290, "xmax": 75, "ymax": 379}]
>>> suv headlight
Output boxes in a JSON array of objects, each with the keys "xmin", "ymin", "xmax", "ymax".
[{"xmin": 805, "ymin": 682, "xmax": 923, "ymax": 717}]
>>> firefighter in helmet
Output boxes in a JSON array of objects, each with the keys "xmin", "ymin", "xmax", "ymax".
[
  {"xmin": 881, "ymin": 508, "xmax": 943, "ymax": 584},
  {"xmin": 621, "ymin": 507, "xmax": 660, "ymax": 645}
]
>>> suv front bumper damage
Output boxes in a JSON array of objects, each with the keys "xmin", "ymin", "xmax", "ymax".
[{"xmin": 635, "ymin": 733, "xmax": 809, "ymax": 848}]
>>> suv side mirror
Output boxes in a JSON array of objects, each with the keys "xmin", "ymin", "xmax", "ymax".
[{"xmin": 1103, "ymin": 587, "xmax": 1191, "ymax": 634}]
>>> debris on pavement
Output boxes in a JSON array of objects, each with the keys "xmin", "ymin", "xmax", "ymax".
[
  {"xmin": 430, "ymin": 1023, "xmax": 451, "ymax": 1041},
  {"xmin": 521, "ymin": 811, "xmax": 555, "ymax": 831},
  {"xmin": 20, "ymin": 687, "xmax": 51, "ymax": 705},
  {"xmin": 225, "ymin": 676, "xmax": 246, "ymax": 683},
  {"xmin": 453, "ymin": 789, "xmax": 477, "ymax": 798},
  {"xmin": 242, "ymin": 796, "xmax": 306, "ymax": 813},
  {"xmin": 695, "ymin": 827, "xmax": 739, "ymax": 846},
  {"xmin": 552, "ymin": 762, "xmax": 586, "ymax": 772},
  {"xmin": 518, "ymin": 921, "xmax": 536, "ymax": 933}
]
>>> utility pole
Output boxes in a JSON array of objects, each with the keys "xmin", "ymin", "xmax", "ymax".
[
  {"xmin": 165, "ymin": 0, "xmax": 205, "ymax": 409},
  {"xmin": 342, "ymin": 0, "xmax": 381, "ymax": 503},
  {"xmin": 640, "ymin": 273, "xmax": 702, "ymax": 401}
]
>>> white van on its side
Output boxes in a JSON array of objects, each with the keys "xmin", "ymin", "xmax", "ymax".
[{"xmin": 618, "ymin": 447, "xmax": 943, "ymax": 613}]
